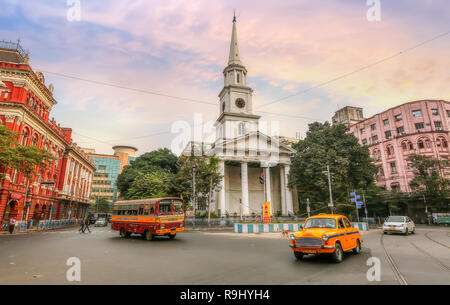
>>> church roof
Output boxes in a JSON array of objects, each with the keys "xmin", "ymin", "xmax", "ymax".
[{"xmin": 228, "ymin": 16, "xmax": 243, "ymax": 66}]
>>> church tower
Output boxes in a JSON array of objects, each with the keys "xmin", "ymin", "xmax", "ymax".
[{"xmin": 216, "ymin": 15, "xmax": 260, "ymax": 140}]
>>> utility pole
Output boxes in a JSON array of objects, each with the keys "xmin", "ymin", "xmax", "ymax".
[
  {"xmin": 192, "ymin": 165, "xmax": 196, "ymax": 219},
  {"xmin": 323, "ymin": 165, "xmax": 334, "ymax": 214},
  {"xmin": 362, "ymin": 191, "xmax": 368, "ymax": 223}
]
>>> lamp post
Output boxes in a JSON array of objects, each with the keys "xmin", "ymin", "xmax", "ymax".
[
  {"xmin": 192, "ymin": 164, "xmax": 196, "ymax": 220},
  {"xmin": 322, "ymin": 165, "xmax": 334, "ymax": 214}
]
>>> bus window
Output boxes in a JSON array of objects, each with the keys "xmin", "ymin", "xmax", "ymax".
[
  {"xmin": 158, "ymin": 200, "xmax": 172, "ymax": 214},
  {"xmin": 138, "ymin": 207, "xmax": 144, "ymax": 215},
  {"xmin": 173, "ymin": 200, "xmax": 183, "ymax": 213},
  {"xmin": 132, "ymin": 209, "xmax": 138, "ymax": 216},
  {"xmin": 150, "ymin": 205, "xmax": 155, "ymax": 215}
]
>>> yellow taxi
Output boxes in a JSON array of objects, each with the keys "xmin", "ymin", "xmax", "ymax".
[{"xmin": 289, "ymin": 214, "xmax": 362, "ymax": 263}]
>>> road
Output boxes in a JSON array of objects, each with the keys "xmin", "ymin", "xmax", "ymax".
[{"xmin": 0, "ymin": 226, "xmax": 449, "ymax": 284}]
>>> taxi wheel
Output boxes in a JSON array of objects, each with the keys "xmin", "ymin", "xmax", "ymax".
[
  {"xmin": 294, "ymin": 252, "xmax": 304, "ymax": 261},
  {"xmin": 353, "ymin": 240, "xmax": 361, "ymax": 254},
  {"xmin": 331, "ymin": 243, "xmax": 344, "ymax": 263}
]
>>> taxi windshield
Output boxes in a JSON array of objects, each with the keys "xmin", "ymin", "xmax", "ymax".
[{"xmin": 304, "ymin": 218, "xmax": 336, "ymax": 229}]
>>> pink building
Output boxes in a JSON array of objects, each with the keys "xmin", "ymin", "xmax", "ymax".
[{"xmin": 347, "ymin": 100, "xmax": 450, "ymax": 192}]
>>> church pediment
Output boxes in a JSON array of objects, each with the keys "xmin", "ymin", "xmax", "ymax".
[{"xmin": 213, "ymin": 131, "xmax": 296, "ymax": 160}]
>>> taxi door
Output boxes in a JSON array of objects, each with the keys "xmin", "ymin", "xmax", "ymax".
[
  {"xmin": 343, "ymin": 217, "xmax": 356, "ymax": 249},
  {"xmin": 337, "ymin": 218, "xmax": 349, "ymax": 251}
]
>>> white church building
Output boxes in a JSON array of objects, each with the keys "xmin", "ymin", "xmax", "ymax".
[{"xmin": 183, "ymin": 17, "xmax": 298, "ymax": 217}]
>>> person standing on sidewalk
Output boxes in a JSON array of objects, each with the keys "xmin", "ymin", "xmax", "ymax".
[{"xmin": 8, "ymin": 217, "xmax": 17, "ymax": 234}]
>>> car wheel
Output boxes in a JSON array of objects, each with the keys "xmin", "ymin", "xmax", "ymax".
[
  {"xmin": 331, "ymin": 243, "xmax": 344, "ymax": 263},
  {"xmin": 383, "ymin": 231, "xmax": 387, "ymax": 235},
  {"xmin": 353, "ymin": 240, "xmax": 361, "ymax": 254},
  {"xmin": 294, "ymin": 252, "xmax": 303, "ymax": 261},
  {"xmin": 412, "ymin": 227, "xmax": 415, "ymax": 234}
]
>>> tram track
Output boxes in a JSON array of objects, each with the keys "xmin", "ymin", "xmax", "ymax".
[
  {"xmin": 409, "ymin": 240, "xmax": 450, "ymax": 272},
  {"xmin": 380, "ymin": 234, "xmax": 408, "ymax": 285},
  {"xmin": 424, "ymin": 231, "xmax": 450, "ymax": 249}
]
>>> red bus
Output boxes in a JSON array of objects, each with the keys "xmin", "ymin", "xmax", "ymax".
[{"xmin": 111, "ymin": 197, "xmax": 185, "ymax": 240}]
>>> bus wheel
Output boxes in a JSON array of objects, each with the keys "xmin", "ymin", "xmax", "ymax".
[
  {"xmin": 120, "ymin": 228, "xmax": 127, "ymax": 238},
  {"xmin": 145, "ymin": 230, "xmax": 154, "ymax": 241},
  {"xmin": 169, "ymin": 233, "xmax": 176, "ymax": 240}
]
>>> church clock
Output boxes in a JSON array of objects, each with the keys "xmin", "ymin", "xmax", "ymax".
[{"xmin": 235, "ymin": 98, "xmax": 246, "ymax": 109}]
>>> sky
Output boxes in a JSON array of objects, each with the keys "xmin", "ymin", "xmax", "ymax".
[{"xmin": 0, "ymin": 0, "xmax": 449, "ymax": 156}]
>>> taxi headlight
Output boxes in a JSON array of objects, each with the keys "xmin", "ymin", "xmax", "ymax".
[
  {"xmin": 290, "ymin": 234, "xmax": 296, "ymax": 240},
  {"xmin": 322, "ymin": 234, "xmax": 329, "ymax": 241}
]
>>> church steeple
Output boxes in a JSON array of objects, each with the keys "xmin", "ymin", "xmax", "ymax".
[
  {"xmin": 216, "ymin": 14, "xmax": 261, "ymax": 140},
  {"xmin": 228, "ymin": 14, "xmax": 242, "ymax": 66}
]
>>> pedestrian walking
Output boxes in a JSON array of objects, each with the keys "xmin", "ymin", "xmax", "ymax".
[
  {"xmin": 83, "ymin": 217, "xmax": 91, "ymax": 233},
  {"xmin": 78, "ymin": 218, "xmax": 85, "ymax": 233},
  {"xmin": 8, "ymin": 217, "xmax": 17, "ymax": 234}
]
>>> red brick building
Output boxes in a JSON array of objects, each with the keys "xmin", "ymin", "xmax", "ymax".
[{"xmin": 0, "ymin": 41, "xmax": 95, "ymax": 228}]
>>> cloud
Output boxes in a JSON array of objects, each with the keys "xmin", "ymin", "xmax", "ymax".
[{"xmin": 1, "ymin": 0, "xmax": 449, "ymax": 154}]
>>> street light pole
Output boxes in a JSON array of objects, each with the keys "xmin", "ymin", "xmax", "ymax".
[
  {"xmin": 192, "ymin": 165, "xmax": 196, "ymax": 219},
  {"xmin": 323, "ymin": 165, "xmax": 334, "ymax": 214}
]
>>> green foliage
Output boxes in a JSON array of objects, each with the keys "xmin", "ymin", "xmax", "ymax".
[
  {"xmin": 290, "ymin": 122, "xmax": 378, "ymax": 216},
  {"xmin": 126, "ymin": 171, "xmax": 173, "ymax": 199},
  {"xmin": 172, "ymin": 156, "xmax": 223, "ymax": 208},
  {"xmin": 408, "ymin": 154, "xmax": 449, "ymax": 212},
  {"xmin": 0, "ymin": 124, "xmax": 53, "ymax": 179},
  {"xmin": 116, "ymin": 148, "xmax": 178, "ymax": 198}
]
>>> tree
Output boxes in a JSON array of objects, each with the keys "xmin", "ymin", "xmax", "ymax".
[
  {"xmin": 0, "ymin": 124, "xmax": 53, "ymax": 179},
  {"xmin": 289, "ymin": 122, "xmax": 378, "ymax": 218},
  {"xmin": 116, "ymin": 148, "xmax": 178, "ymax": 198},
  {"xmin": 126, "ymin": 171, "xmax": 173, "ymax": 199},
  {"xmin": 408, "ymin": 154, "xmax": 449, "ymax": 212},
  {"xmin": 90, "ymin": 197, "xmax": 112, "ymax": 214},
  {"xmin": 172, "ymin": 156, "xmax": 223, "ymax": 211}
]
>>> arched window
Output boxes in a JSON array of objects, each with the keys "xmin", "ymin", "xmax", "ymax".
[
  {"xmin": 31, "ymin": 134, "xmax": 39, "ymax": 146},
  {"xmin": 21, "ymin": 128, "xmax": 30, "ymax": 145},
  {"xmin": 386, "ymin": 145, "xmax": 394, "ymax": 156}
]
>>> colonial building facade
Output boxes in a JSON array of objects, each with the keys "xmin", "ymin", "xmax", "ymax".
[
  {"xmin": 183, "ymin": 18, "xmax": 298, "ymax": 217},
  {"xmin": 0, "ymin": 41, "xmax": 95, "ymax": 227},
  {"xmin": 344, "ymin": 100, "xmax": 450, "ymax": 192}
]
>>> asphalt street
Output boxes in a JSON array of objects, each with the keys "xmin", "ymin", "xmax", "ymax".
[{"xmin": 0, "ymin": 226, "xmax": 449, "ymax": 284}]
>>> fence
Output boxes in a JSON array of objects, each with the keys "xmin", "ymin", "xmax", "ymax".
[
  {"xmin": 184, "ymin": 216, "xmax": 307, "ymax": 228},
  {"xmin": 1, "ymin": 219, "xmax": 82, "ymax": 232}
]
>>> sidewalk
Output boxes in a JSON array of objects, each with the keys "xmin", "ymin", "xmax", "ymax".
[{"xmin": 0, "ymin": 225, "xmax": 79, "ymax": 235}]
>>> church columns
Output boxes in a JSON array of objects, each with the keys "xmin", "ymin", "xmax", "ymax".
[
  {"xmin": 241, "ymin": 162, "xmax": 249, "ymax": 216},
  {"xmin": 284, "ymin": 165, "xmax": 293, "ymax": 215},
  {"xmin": 280, "ymin": 165, "xmax": 287, "ymax": 216},
  {"xmin": 218, "ymin": 160, "xmax": 226, "ymax": 216}
]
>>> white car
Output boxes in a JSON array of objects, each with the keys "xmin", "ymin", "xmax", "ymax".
[{"xmin": 383, "ymin": 216, "xmax": 415, "ymax": 235}]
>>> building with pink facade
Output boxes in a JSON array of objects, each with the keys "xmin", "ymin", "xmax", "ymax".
[{"xmin": 345, "ymin": 100, "xmax": 450, "ymax": 192}]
